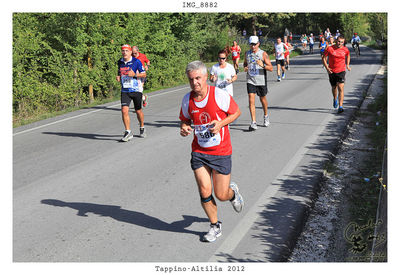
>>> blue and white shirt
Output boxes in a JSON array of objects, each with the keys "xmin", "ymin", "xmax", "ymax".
[{"xmin": 117, "ymin": 57, "xmax": 145, "ymax": 93}]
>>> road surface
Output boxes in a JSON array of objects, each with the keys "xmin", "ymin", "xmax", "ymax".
[{"xmin": 13, "ymin": 45, "xmax": 383, "ymax": 262}]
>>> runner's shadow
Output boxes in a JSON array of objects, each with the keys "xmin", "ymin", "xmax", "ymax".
[
  {"xmin": 42, "ymin": 132, "xmax": 121, "ymax": 141},
  {"xmin": 41, "ymin": 199, "xmax": 208, "ymax": 238}
]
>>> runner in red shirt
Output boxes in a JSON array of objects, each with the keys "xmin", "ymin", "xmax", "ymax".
[
  {"xmin": 179, "ymin": 61, "xmax": 244, "ymax": 242},
  {"xmin": 322, "ymin": 35, "xmax": 351, "ymax": 113},
  {"xmin": 132, "ymin": 46, "xmax": 150, "ymax": 107},
  {"xmin": 230, "ymin": 40, "xmax": 241, "ymax": 74},
  {"xmin": 283, "ymin": 36, "xmax": 293, "ymax": 70}
]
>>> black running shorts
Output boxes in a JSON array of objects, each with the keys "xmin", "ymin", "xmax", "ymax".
[
  {"xmin": 275, "ymin": 59, "xmax": 285, "ymax": 67},
  {"xmin": 328, "ymin": 71, "xmax": 346, "ymax": 87},
  {"xmin": 190, "ymin": 152, "xmax": 232, "ymax": 175},
  {"xmin": 247, "ymin": 83, "xmax": 268, "ymax": 97},
  {"xmin": 121, "ymin": 92, "xmax": 143, "ymax": 110}
]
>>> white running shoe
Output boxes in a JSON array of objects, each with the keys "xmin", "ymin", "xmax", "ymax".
[
  {"xmin": 139, "ymin": 127, "xmax": 146, "ymax": 138},
  {"xmin": 249, "ymin": 121, "xmax": 258, "ymax": 131},
  {"xmin": 264, "ymin": 115, "xmax": 270, "ymax": 127},
  {"xmin": 121, "ymin": 130, "xmax": 133, "ymax": 142},
  {"xmin": 202, "ymin": 222, "xmax": 222, "ymax": 242},
  {"xmin": 230, "ymin": 182, "xmax": 244, "ymax": 213}
]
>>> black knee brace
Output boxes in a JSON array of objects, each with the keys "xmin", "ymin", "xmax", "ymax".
[{"xmin": 200, "ymin": 194, "xmax": 213, "ymax": 203}]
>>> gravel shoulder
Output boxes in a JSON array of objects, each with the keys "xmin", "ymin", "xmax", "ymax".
[{"xmin": 289, "ymin": 65, "xmax": 387, "ymax": 262}]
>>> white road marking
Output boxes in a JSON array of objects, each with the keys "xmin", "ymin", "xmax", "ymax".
[{"xmin": 13, "ymin": 86, "xmax": 189, "ymax": 136}]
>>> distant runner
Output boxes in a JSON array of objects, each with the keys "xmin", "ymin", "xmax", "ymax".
[
  {"xmin": 230, "ymin": 41, "xmax": 242, "ymax": 74},
  {"xmin": 308, "ymin": 33, "xmax": 315, "ymax": 54},
  {"xmin": 132, "ymin": 46, "xmax": 150, "ymax": 107},
  {"xmin": 283, "ymin": 36, "xmax": 293, "ymax": 70},
  {"xmin": 274, "ymin": 37, "xmax": 286, "ymax": 81},
  {"xmin": 322, "ymin": 35, "xmax": 351, "ymax": 113},
  {"xmin": 243, "ymin": 36, "xmax": 273, "ymax": 130},
  {"xmin": 116, "ymin": 44, "xmax": 147, "ymax": 141},
  {"xmin": 210, "ymin": 49, "xmax": 237, "ymax": 97}
]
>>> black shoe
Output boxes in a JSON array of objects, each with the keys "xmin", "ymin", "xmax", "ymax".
[{"xmin": 338, "ymin": 107, "xmax": 344, "ymax": 114}]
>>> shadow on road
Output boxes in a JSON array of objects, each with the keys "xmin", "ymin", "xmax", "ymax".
[
  {"xmin": 41, "ymin": 199, "xmax": 208, "ymax": 239},
  {"xmin": 42, "ymin": 132, "xmax": 121, "ymax": 141}
]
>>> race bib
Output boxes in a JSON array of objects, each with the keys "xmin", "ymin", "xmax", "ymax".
[
  {"xmin": 232, "ymin": 51, "xmax": 238, "ymax": 57},
  {"xmin": 194, "ymin": 124, "xmax": 221, "ymax": 148},
  {"xmin": 217, "ymin": 81, "xmax": 228, "ymax": 89},
  {"xmin": 249, "ymin": 62, "xmax": 258, "ymax": 76},
  {"xmin": 121, "ymin": 75, "xmax": 139, "ymax": 91},
  {"xmin": 249, "ymin": 53, "xmax": 259, "ymax": 76}
]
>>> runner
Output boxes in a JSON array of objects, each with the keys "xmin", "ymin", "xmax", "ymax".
[
  {"xmin": 328, "ymin": 35, "xmax": 336, "ymax": 46},
  {"xmin": 301, "ymin": 34, "xmax": 308, "ymax": 51},
  {"xmin": 325, "ymin": 28, "xmax": 331, "ymax": 39},
  {"xmin": 319, "ymin": 36, "xmax": 328, "ymax": 67},
  {"xmin": 132, "ymin": 46, "xmax": 150, "ymax": 107},
  {"xmin": 210, "ymin": 49, "xmax": 237, "ymax": 97},
  {"xmin": 319, "ymin": 36, "xmax": 328, "ymax": 57},
  {"xmin": 351, "ymin": 32, "xmax": 361, "ymax": 55},
  {"xmin": 283, "ymin": 36, "xmax": 293, "ymax": 70},
  {"xmin": 319, "ymin": 32, "xmax": 324, "ymax": 42},
  {"xmin": 179, "ymin": 60, "xmax": 244, "ymax": 243},
  {"xmin": 308, "ymin": 33, "xmax": 315, "ymax": 54},
  {"xmin": 243, "ymin": 36, "xmax": 273, "ymax": 130},
  {"xmin": 116, "ymin": 44, "xmax": 147, "ymax": 141},
  {"xmin": 230, "ymin": 41, "xmax": 242, "ymax": 74},
  {"xmin": 274, "ymin": 37, "xmax": 286, "ymax": 81},
  {"xmin": 322, "ymin": 35, "xmax": 351, "ymax": 114},
  {"xmin": 335, "ymin": 30, "xmax": 341, "ymax": 39}
]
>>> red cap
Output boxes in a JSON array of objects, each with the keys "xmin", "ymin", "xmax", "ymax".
[{"xmin": 121, "ymin": 44, "xmax": 132, "ymax": 51}]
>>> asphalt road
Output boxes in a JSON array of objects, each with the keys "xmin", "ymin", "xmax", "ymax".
[{"xmin": 13, "ymin": 45, "xmax": 383, "ymax": 262}]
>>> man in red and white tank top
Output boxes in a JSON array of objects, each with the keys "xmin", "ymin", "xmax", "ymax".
[
  {"xmin": 283, "ymin": 36, "xmax": 293, "ymax": 70},
  {"xmin": 179, "ymin": 61, "xmax": 244, "ymax": 242},
  {"xmin": 230, "ymin": 40, "xmax": 241, "ymax": 74}
]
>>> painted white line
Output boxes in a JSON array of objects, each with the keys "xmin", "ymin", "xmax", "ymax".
[
  {"xmin": 209, "ymin": 113, "xmax": 333, "ymax": 262},
  {"xmin": 13, "ymin": 85, "xmax": 190, "ymax": 136}
]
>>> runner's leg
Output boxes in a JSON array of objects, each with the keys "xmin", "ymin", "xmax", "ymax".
[
  {"xmin": 136, "ymin": 109, "xmax": 145, "ymax": 128},
  {"xmin": 331, "ymin": 85, "xmax": 338, "ymax": 101},
  {"xmin": 121, "ymin": 106, "xmax": 130, "ymax": 131},
  {"xmin": 194, "ymin": 166, "xmax": 218, "ymax": 224},
  {"xmin": 212, "ymin": 171, "xmax": 233, "ymax": 201},
  {"xmin": 260, "ymin": 95, "xmax": 268, "ymax": 116},
  {"xmin": 337, "ymin": 83, "xmax": 345, "ymax": 107},
  {"xmin": 248, "ymin": 93, "xmax": 256, "ymax": 122}
]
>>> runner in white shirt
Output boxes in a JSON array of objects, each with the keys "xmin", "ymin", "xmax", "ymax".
[
  {"xmin": 210, "ymin": 49, "xmax": 237, "ymax": 97},
  {"xmin": 274, "ymin": 37, "xmax": 286, "ymax": 82}
]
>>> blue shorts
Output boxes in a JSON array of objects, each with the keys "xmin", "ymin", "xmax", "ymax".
[{"xmin": 190, "ymin": 152, "xmax": 232, "ymax": 175}]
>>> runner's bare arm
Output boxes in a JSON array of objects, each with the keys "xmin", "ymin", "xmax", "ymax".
[
  {"xmin": 209, "ymin": 108, "xmax": 241, "ymax": 134},
  {"xmin": 243, "ymin": 55, "xmax": 248, "ymax": 72},
  {"xmin": 262, "ymin": 52, "xmax": 273, "ymax": 72},
  {"xmin": 180, "ymin": 120, "xmax": 193, "ymax": 137},
  {"xmin": 346, "ymin": 54, "xmax": 351, "ymax": 71}
]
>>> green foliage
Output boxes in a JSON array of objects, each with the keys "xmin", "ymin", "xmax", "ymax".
[
  {"xmin": 13, "ymin": 13, "xmax": 232, "ymax": 124},
  {"xmin": 13, "ymin": 12, "xmax": 388, "ymax": 126},
  {"xmin": 368, "ymin": 13, "xmax": 387, "ymax": 45}
]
